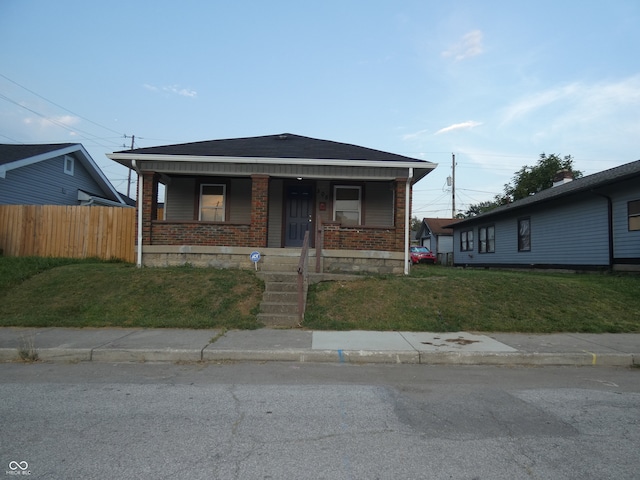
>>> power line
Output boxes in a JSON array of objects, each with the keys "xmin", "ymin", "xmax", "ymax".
[
  {"xmin": 0, "ymin": 92, "xmax": 120, "ymax": 149},
  {"xmin": 0, "ymin": 72, "xmax": 124, "ymax": 137}
]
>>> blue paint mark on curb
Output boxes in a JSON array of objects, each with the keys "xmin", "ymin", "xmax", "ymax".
[{"xmin": 338, "ymin": 349, "xmax": 345, "ymax": 363}]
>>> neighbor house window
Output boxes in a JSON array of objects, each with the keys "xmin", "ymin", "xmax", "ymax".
[
  {"xmin": 460, "ymin": 229, "xmax": 474, "ymax": 251},
  {"xmin": 333, "ymin": 186, "xmax": 361, "ymax": 225},
  {"xmin": 518, "ymin": 217, "xmax": 531, "ymax": 251},
  {"xmin": 479, "ymin": 225, "xmax": 495, "ymax": 253},
  {"xmin": 629, "ymin": 200, "xmax": 640, "ymax": 231},
  {"xmin": 63, "ymin": 155, "xmax": 74, "ymax": 176},
  {"xmin": 199, "ymin": 184, "xmax": 225, "ymax": 221}
]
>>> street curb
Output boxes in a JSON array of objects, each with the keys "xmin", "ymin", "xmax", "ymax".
[{"xmin": 1, "ymin": 348, "xmax": 637, "ymax": 367}]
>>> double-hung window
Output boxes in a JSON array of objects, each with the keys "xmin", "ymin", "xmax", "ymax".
[
  {"xmin": 333, "ymin": 186, "xmax": 361, "ymax": 226},
  {"xmin": 518, "ymin": 217, "xmax": 531, "ymax": 251},
  {"xmin": 628, "ymin": 200, "xmax": 640, "ymax": 231},
  {"xmin": 479, "ymin": 225, "xmax": 495, "ymax": 253},
  {"xmin": 199, "ymin": 184, "xmax": 226, "ymax": 222},
  {"xmin": 460, "ymin": 229, "xmax": 474, "ymax": 251}
]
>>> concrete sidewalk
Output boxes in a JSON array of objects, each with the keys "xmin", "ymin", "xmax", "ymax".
[{"xmin": 0, "ymin": 327, "xmax": 638, "ymax": 367}]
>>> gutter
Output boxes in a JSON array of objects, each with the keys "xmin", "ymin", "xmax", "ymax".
[
  {"xmin": 132, "ymin": 160, "xmax": 143, "ymax": 268},
  {"xmin": 404, "ymin": 167, "xmax": 414, "ymax": 275}
]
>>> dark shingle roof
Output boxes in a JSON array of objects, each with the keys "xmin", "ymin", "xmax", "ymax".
[
  {"xmin": 451, "ymin": 159, "xmax": 640, "ymax": 226},
  {"xmin": 116, "ymin": 133, "xmax": 426, "ymax": 163},
  {"xmin": 0, "ymin": 143, "xmax": 77, "ymax": 165}
]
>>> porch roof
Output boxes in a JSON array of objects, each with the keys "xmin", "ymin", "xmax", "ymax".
[{"xmin": 107, "ymin": 133, "xmax": 437, "ymax": 181}]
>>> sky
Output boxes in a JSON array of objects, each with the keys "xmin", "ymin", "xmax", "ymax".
[{"xmin": 1, "ymin": 0, "xmax": 639, "ymax": 217}]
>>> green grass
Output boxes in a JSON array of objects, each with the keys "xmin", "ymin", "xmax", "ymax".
[
  {"xmin": 0, "ymin": 257, "xmax": 264, "ymax": 329},
  {"xmin": 303, "ymin": 265, "xmax": 640, "ymax": 333},
  {"xmin": 1, "ymin": 258, "xmax": 639, "ymax": 332}
]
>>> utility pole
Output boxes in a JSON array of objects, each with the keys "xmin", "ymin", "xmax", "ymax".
[
  {"xmin": 451, "ymin": 153, "xmax": 456, "ymax": 218},
  {"xmin": 124, "ymin": 135, "xmax": 135, "ymax": 198}
]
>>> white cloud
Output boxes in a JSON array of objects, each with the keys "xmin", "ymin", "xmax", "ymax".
[
  {"xmin": 435, "ymin": 121, "xmax": 483, "ymax": 135},
  {"xmin": 143, "ymin": 83, "xmax": 197, "ymax": 98},
  {"xmin": 501, "ymin": 75, "xmax": 640, "ymax": 126},
  {"xmin": 442, "ymin": 30, "xmax": 484, "ymax": 61}
]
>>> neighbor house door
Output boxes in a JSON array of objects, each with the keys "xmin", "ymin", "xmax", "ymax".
[{"xmin": 284, "ymin": 185, "xmax": 313, "ymax": 247}]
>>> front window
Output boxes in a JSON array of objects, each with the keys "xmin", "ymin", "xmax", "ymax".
[
  {"xmin": 518, "ymin": 218, "xmax": 531, "ymax": 251},
  {"xmin": 199, "ymin": 184, "xmax": 225, "ymax": 221},
  {"xmin": 629, "ymin": 200, "xmax": 640, "ymax": 231},
  {"xmin": 479, "ymin": 225, "xmax": 495, "ymax": 253},
  {"xmin": 460, "ymin": 229, "xmax": 474, "ymax": 251},
  {"xmin": 333, "ymin": 186, "xmax": 361, "ymax": 225}
]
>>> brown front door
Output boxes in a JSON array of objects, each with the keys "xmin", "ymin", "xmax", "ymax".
[{"xmin": 284, "ymin": 185, "xmax": 313, "ymax": 247}]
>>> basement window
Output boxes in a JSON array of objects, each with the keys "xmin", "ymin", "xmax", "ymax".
[{"xmin": 63, "ymin": 155, "xmax": 74, "ymax": 176}]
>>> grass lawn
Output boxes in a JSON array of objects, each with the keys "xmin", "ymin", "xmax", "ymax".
[
  {"xmin": 303, "ymin": 265, "xmax": 640, "ymax": 333},
  {"xmin": 0, "ymin": 257, "xmax": 264, "ymax": 329},
  {"xmin": 1, "ymin": 257, "xmax": 639, "ymax": 332}
]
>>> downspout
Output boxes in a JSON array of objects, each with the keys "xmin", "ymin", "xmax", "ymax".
[
  {"xmin": 404, "ymin": 167, "xmax": 414, "ymax": 275},
  {"xmin": 593, "ymin": 191, "xmax": 614, "ymax": 269},
  {"xmin": 132, "ymin": 160, "xmax": 143, "ymax": 268}
]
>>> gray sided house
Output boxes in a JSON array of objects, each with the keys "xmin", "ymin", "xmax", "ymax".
[
  {"xmin": 108, "ymin": 133, "xmax": 436, "ymax": 274},
  {"xmin": 0, "ymin": 143, "xmax": 126, "ymax": 206},
  {"xmin": 448, "ymin": 160, "xmax": 640, "ymax": 271},
  {"xmin": 416, "ymin": 217, "xmax": 460, "ymax": 264}
]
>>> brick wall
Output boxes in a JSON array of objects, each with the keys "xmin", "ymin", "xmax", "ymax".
[
  {"xmin": 151, "ymin": 222, "xmax": 252, "ymax": 246},
  {"xmin": 250, "ymin": 174, "xmax": 269, "ymax": 247}
]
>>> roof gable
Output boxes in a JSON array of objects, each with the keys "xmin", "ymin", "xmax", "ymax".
[
  {"xmin": 0, "ymin": 143, "xmax": 77, "ymax": 166},
  {"xmin": 422, "ymin": 218, "xmax": 461, "ymax": 235},
  {"xmin": 0, "ymin": 143, "xmax": 125, "ymax": 204}
]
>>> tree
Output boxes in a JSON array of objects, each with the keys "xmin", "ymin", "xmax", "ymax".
[
  {"xmin": 504, "ymin": 153, "xmax": 582, "ymax": 202},
  {"xmin": 464, "ymin": 153, "xmax": 582, "ymax": 217}
]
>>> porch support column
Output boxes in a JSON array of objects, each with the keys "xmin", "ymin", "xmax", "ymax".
[
  {"xmin": 394, "ymin": 177, "xmax": 409, "ymax": 251},
  {"xmin": 250, "ymin": 174, "xmax": 269, "ymax": 247},
  {"xmin": 140, "ymin": 171, "xmax": 158, "ymax": 246}
]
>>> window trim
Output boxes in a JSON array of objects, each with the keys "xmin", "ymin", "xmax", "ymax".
[
  {"xmin": 628, "ymin": 199, "xmax": 640, "ymax": 231},
  {"xmin": 198, "ymin": 183, "xmax": 226, "ymax": 222},
  {"xmin": 517, "ymin": 217, "xmax": 531, "ymax": 252},
  {"xmin": 460, "ymin": 229, "xmax": 474, "ymax": 252},
  {"xmin": 63, "ymin": 155, "xmax": 74, "ymax": 176},
  {"xmin": 333, "ymin": 185, "xmax": 362, "ymax": 226},
  {"xmin": 478, "ymin": 225, "xmax": 495, "ymax": 253}
]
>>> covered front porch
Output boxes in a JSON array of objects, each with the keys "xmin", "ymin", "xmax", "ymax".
[{"xmin": 138, "ymin": 172, "xmax": 411, "ymax": 275}]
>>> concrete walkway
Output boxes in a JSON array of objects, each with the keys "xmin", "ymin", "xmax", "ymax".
[{"xmin": 0, "ymin": 327, "xmax": 638, "ymax": 367}]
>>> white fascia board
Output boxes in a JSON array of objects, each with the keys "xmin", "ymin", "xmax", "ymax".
[
  {"xmin": 75, "ymin": 145, "xmax": 126, "ymax": 204},
  {"xmin": 107, "ymin": 153, "xmax": 437, "ymax": 170}
]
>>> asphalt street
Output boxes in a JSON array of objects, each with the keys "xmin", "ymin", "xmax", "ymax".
[{"xmin": 1, "ymin": 362, "xmax": 639, "ymax": 479}]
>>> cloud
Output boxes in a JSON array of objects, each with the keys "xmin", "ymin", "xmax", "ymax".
[
  {"xmin": 500, "ymin": 75, "xmax": 640, "ymax": 127},
  {"xmin": 442, "ymin": 30, "xmax": 484, "ymax": 61},
  {"xmin": 143, "ymin": 83, "xmax": 197, "ymax": 98},
  {"xmin": 23, "ymin": 114, "xmax": 79, "ymax": 129},
  {"xmin": 435, "ymin": 121, "xmax": 483, "ymax": 135}
]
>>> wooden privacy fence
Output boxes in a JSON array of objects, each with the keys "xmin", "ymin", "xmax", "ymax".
[{"xmin": 0, "ymin": 205, "xmax": 136, "ymax": 263}]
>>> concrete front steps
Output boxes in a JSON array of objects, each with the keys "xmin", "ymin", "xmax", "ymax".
[{"xmin": 257, "ymin": 272, "xmax": 304, "ymax": 327}]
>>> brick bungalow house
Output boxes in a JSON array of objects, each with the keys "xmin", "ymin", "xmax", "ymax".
[{"xmin": 107, "ymin": 133, "xmax": 436, "ymax": 274}]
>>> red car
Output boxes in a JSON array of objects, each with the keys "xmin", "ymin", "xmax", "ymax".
[{"xmin": 410, "ymin": 246, "xmax": 436, "ymax": 264}]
